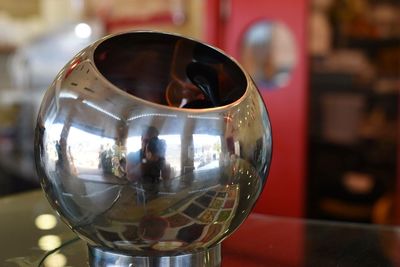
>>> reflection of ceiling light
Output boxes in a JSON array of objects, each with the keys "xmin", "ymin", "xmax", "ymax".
[
  {"xmin": 43, "ymin": 253, "xmax": 67, "ymax": 267},
  {"xmin": 187, "ymin": 115, "xmax": 220, "ymax": 120},
  {"xmin": 128, "ymin": 113, "xmax": 177, "ymax": 121},
  {"xmin": 82, "ymin": 100, "xmax": 121, "ymax": 120},
  {"xmin": 75, "ymin": 23, "xmax": 92, "ymax": 39},
  {"xmin": 35, "ymin": 214, "xmax": 58, "ymax": 230},
  {"xmin": 38, "ymin": 235, "xmax": 61, "ymax": 251},
  {"xmin": 59, "ymin": 92, "xmax": 78, "ymax": 99}
]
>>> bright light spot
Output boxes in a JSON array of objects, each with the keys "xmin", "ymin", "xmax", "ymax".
[
  {"xmin": 126, "ymin": 136, "xmax": 141, "ymax": 154},
  {"xmin": 35, "ymin": 214, "xmax": 58, "ymax": 230},
  {"xmin": 44, "ymin": 253, "xmax": 67, "ymax": 267},
  {"xmin": 59, "ymin": 92, "xmax": 78, "ymax": 99},
  {"xmin": 38, "ymin": 235, "xmax": 61, "ymax": 251},
  {"xmin": 74, "ymin": 23, "xmax": 92, "ymax": 39},
  {"xmin": 82, "ymin": 100, "xmax": 121, "ymax": 120}
]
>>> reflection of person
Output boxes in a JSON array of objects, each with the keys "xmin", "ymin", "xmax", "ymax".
[
  {"xmin": 55, "ymin": 137, "xmax": 71, "ymax": 174},
  {"xmin": 126, "ymin": 126, "xmax": 159, "ymax": 181},
  {"xmin": 99, "ymin": 146, "xmax": 113, "ymax": 175},
  {"xmin": 55, "ymin": 140, "xmax": 63, "ymax": 170},
  {"xmin": 142, "ymin": 137, "xmax": 171, "ymax": 184},
  {"xmin": 128, "ymin": 126, "xmax": 159, "ymax": 164},
  {"xmin": 126, "ymin": 126, "xmax": 171, "ymax": 184},
  {"xmin": 118, "ymin": 157, "xmax": 127, "ymax": 178},
  {"xmin": 128, "ymin": 136, "xmax": 171, "ymax": 204},
  {"xmin": 127, "ymin": 136, "xmax": 171, "ymax": 184}
]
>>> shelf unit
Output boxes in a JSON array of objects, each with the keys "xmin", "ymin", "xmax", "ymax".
[{"xmin": 307, "ymin": 0, "xmax": 399, "ymax": 224}]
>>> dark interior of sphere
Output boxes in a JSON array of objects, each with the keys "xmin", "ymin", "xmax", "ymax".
[{"xmin": 93, "ymin": 32, "xmax": 247, "ymax": 109}]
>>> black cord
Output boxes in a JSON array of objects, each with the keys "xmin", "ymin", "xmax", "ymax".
[{"xmin": 37, "ymin": 237, "xmax": 80, "ymax": 267}]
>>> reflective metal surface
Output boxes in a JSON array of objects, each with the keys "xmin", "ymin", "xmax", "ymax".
[
  {"xmin": 89, "ymin": 244, "xmax": 221, "ymax": 267},
  {"xmin": 34, "ymin": 31, "xmax": 272, "ymax": 265}
]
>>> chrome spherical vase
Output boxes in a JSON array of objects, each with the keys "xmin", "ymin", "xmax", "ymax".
[{"xmin": 34, "ymin": 31, "xmax": 272, "ymax": 267}]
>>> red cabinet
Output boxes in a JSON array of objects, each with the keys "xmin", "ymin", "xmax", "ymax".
[{"xmin": 205, "ymin": 0, "xmax": 309, "ymax": 217}]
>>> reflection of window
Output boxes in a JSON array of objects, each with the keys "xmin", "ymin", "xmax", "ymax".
[
  {"xmin": 46, "ymin": 124, "xmax": 117, "ymax": 171},
  {"xmin": 160, "ymin": 135, "xmax": 181, "ymax": 173},
  {"xmin": 67, "ymin": 127, "xmax": 115, "ymax": 170},
  {"xmin": 126, "ymin": 136, "xmax": 141, "ymax": 154},
  {"xmin": 240, "ymin": 20, "xmax": 296, "ymax": 89},
  {"xmin": 46, "ymin": 123, "xmax": 64, "ymax": 166},
  {"xmin": 193, "ymin": 134, "xmax": 221, "ymax": 170}
]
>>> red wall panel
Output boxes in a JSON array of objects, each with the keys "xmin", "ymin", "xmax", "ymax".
[{"xmin": 206, "ymin": 0, "xmax": 309, "ymax": 217}]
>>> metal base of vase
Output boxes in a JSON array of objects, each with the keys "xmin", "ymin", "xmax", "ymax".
[{"xmin": 88, "ymin": 244, "xmax": 221, "ymax": 267}]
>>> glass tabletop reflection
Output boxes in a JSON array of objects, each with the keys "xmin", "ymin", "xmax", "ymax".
[{"xmin": 1, "ymin": 190, "xmax": 400, "ymax": 267}]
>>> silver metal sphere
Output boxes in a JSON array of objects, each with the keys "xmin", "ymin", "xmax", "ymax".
[{"xmin": 34, "ymin": 31, "xmax": 272, "ymax": 264}]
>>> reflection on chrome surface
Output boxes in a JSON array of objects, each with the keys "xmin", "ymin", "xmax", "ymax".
[{"xmin": 35, "ymin": 31, "xmax": 272, "ymax": 264}]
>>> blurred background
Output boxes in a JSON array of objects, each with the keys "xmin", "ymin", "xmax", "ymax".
[{"xmin": 0, "ymin": 0, "xmax": 398, "ymax": 225}]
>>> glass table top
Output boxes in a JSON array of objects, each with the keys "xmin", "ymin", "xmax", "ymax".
[{"xmin": 1, "ymin": 190, "xmax": 400, "ymax": 267}]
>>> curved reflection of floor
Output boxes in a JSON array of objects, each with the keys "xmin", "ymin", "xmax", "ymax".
[
  {"xmin": 43, "ymin": 158, "xmax": 262, "ymax": 253},
  {"xmin": 91, "ymin": 179, "xmax": 241, "ymax": 252},
  {"xmin": 2, "ymin": 158, "xmax": 264, "ymax": 265}
]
